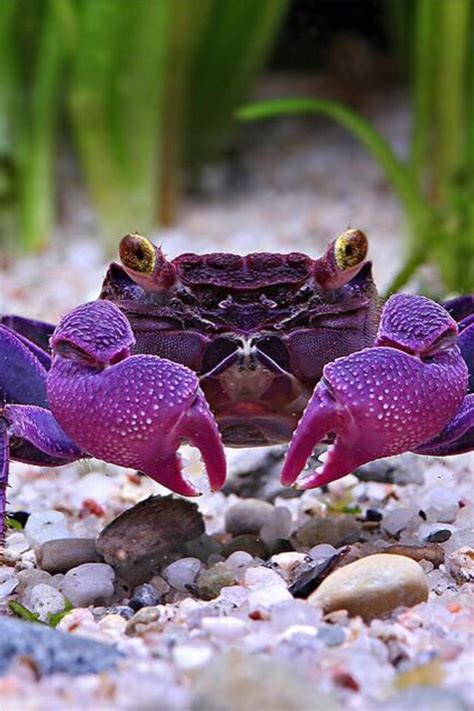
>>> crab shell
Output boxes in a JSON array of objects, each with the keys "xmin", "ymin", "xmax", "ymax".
[
  {"xmin": 100, "ymin": 231, "xmax": 378, "ymax": 447},
  {"xmin": 1, "ymin": 230, "xmax": 472, "ymax": 535}
]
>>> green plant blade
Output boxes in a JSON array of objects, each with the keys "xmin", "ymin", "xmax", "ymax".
[
  {"xmin": 238, "ymin": 97, "xmax": 429, "ymax": 234},
  {"xmin": 187, "ymin": 0, "xmax": 288, "ymax": 167}
]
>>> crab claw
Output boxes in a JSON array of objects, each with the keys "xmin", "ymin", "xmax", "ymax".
[
  {"xmin": 47, "ymin": 301, "xmax": 226, "ymax": 496},
  {"xmin": 282, "ymin": 295, "xmax": 468, "ymax": 489}
]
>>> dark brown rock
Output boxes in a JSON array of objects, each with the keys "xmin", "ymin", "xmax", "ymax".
[{"xmin": 95, "ymin": 495, "xmax": 205, "ymax": 587}]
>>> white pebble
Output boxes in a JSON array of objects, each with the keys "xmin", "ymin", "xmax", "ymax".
[
  {"xmin": 244, "ymin": 566, "xmax": 286, "ymax": 589},
  {"xmin": 224, "ymin": 551, "xmax": 255, "ymax": 581},
  {"xmin": 5, "ymin": 532, "xmax": 30, "ymax": 560},
  {"xmin": 24, "ymin": 511, "xmax": 71, "ymax": 548},
  {"xmin": 62, "ymin": 563, "xmax": 115, "ymax": 607},
  {"xmin": 162, "ymin": 558, "xmax": 202, "ymax": 592},
  {"xmin": 308, "ymin": 544, "xmax": 337, "ymax": 562},
  {"xmin": 447, "ymin": 546, "xmax": 474, "ymax": 584},
  {"xmin": 280, "ymin": 624, "xmax": 318, "ymax": 641},
  {"xmin": 66, "ymin": 472, "xmax": 118, "ymax": 509},
  {"xmin": 201, "ymin": 616, "xmax": 248, "ymax": 639},
  {"xmin": 218, "ymin": 586, "xmax": 250, "ymax": 606},
  {"xmin": 247, "ymin": 586, "xmax": 292, "ymax": 612},
  {"xmin": 27, "ymin": 583, "xmax": 66, "ymax": 622},
  {"xmin": 382, "ymin": 507, "xmax": 418, "ymax": 536},
  {"xmin": 172, "ymin": 644, "xmax": 213, "ymax": 671},
  {"xmin": 271, "ymin": 552, "xmax": 307, "ymax": 574},
  {"xmin": 0, "ymin": 568, "xmax": 18, "ymax": 598},
  {"xmin": 420, "ymin": 486, "xmax": 459, "ymax": 523}
]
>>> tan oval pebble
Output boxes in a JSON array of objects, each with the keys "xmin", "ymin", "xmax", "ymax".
[{"xmin": 308, "ymin": 553, "xmax": 429, "ymax": 621}]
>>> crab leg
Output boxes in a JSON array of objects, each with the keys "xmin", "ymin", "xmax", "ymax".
[
  {"xmin": 444, "ymin": 294, "xmax": 474, "ymax": 391},
  {"xmin": 1, "ymin": 314, "xmax": 55, "ymax": 353},
  {"xmin": 5, "ymin": 405, "xmax": 85, "ymax": 462},
  {"xmin": 414, "ymin": 394, "xmax": 474, "ymax": 456},
  {"xmin": 0, "ymin": 325, "xmax": 49, "ymax": 407},
  {"xmin": 47, "ymin": 301, "xmax": 226, "ymax": 496},
  {"xmin": 282, "ymin": 294, "xmax": 469, "ymax": 489},
  {"xmin": 0, "ymin": 421, "xmax": 8, "ymax": 539}
]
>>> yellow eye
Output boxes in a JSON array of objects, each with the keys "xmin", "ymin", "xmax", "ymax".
[
  {"xmin": 334, "ymin": 229, "xmax": 368, "ymax": 270},
  {"xmin": 119, "ymin": 233, "xmax": 156, "ymax": 274}
]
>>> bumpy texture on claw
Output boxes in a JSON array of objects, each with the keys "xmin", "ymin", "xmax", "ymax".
[
  {"xmin": 414, "ymin": 295, "xmax": 474, "ymax": 455},
  {"xmin": 47, "ymin": 301, "xmax": 226, "ymax": 495},
  {"xmin": 281, "ymin": 294, "xmax": 469, "ymax": 489}
]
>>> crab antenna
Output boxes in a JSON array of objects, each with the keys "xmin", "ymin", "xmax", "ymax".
[
  {"xmin": 119, "ymin": 233, "xmax": 177, "ymax": 293},
  {"xmin": 313, "ymin": 228, "xmax": 368, "ymax": 290}
]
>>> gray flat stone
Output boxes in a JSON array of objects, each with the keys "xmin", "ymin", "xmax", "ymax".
[{"xmin": 0, "ymin": 617, "xmax": 122, "ymax": 676}]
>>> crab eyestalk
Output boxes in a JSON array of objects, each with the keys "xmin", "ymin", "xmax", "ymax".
[
  {"xmin": 47, "ymin": 301, "xmax": 226, "ymax": 496},
  {"xmin": 313, "ymin": 228, "xmax": 368, "ymax": 290},
  {"xmin": 119, "ymin": 233, "xmax": 177, "ymax": 293}
]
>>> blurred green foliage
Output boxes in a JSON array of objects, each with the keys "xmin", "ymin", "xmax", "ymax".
[
  {"xmin": 0, "ymin": 0, "xmax": 287, "ymax": 250},
  {"xmin": 240, "ymin": 0, "xmax": 474, "ymax": 295}
]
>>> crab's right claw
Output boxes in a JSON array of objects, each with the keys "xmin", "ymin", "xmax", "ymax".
[
  {"xmin": 282, "ymin": 295, "xmax": 469, "ymax": 489},
  {"xmin": 48, "ymin": 301, "xmax": 226, "ymax": 497}
]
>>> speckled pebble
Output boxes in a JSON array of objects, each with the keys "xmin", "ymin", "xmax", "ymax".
[
  {"xmin": 196, "ymin": 563, "xmax": 235, "ymax": 600},
  {"xmin": 129, "ymin": 583, "xmax": 161, "ymax": 610},
  {"xmin": 24, "ymin": 511, "xmax": 71, "ymax": 548},
  {"xmin": 26, "ymin": 583, "xmax": 66, "ymax": 622},
  {"xmin": 309, "ymin": 553, "xmax": 429, "ymax": 621},
  {"xmin": 16, "ymin": 569, "xmax": 55, "ymax": 597},
  {"xmin": 446, "ymin": 547, "xmax": 474, "ymax": 584},
  {"xmin": 0, "ymin": 617, "xmax": 121, "ymax": 676},
  {"xmin": 125, "ymin": 606, "xmax": 161, "ymax": 636}
]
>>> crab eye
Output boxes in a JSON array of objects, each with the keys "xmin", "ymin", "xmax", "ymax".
[
  {"xmin": 334, "ymin": 229, "xmax": 368, "ymax": 270},
  {"xmin": 119, "ymin": 233, "xmax": 156, "ymax": 275}
]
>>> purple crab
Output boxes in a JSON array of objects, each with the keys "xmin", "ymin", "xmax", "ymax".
[{"xmin": 1, "ymin": 230, "xmax": 472, "ymax": 533}]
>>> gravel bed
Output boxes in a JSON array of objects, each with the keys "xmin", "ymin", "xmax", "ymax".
[{"xmin": 1, "ymin": 87, "xmax": 473, "ymax": 710}]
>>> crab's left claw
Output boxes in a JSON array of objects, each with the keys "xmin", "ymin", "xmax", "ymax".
[
  {"xmin": 47, "ymin": 301, "xmax": 226, "ymax": 496},
  {"xmin": 282, "ymin": 295, "xmax": 469, "ymax": 489}
]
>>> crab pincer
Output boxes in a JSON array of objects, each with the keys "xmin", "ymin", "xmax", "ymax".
[
  {"xmin": 281, "ymin": 294, "xmax": 469, "ymax": 489},
  {"xmin": 47, "ymin": 301, "xmax": 226, "ymax": 496}
]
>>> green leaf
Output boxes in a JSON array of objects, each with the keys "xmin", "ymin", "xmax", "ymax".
[
  {"xmin": 47, "ymin": 598, "xmax": 73, "ymax": 628},
  {"xmin": 327, "ymin": 503, "xmax": 362, "ymax": 516},
  {"xmin": 8, "ymin": 600, "xmax": 41, "ymax": 623},
  {"xmin": 238, "ymin": 97, "xmax": 429, "ymax": 236},
  {"xmin": 5, "ymin": 515, "xmax": 23, "ymax": 531}
]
